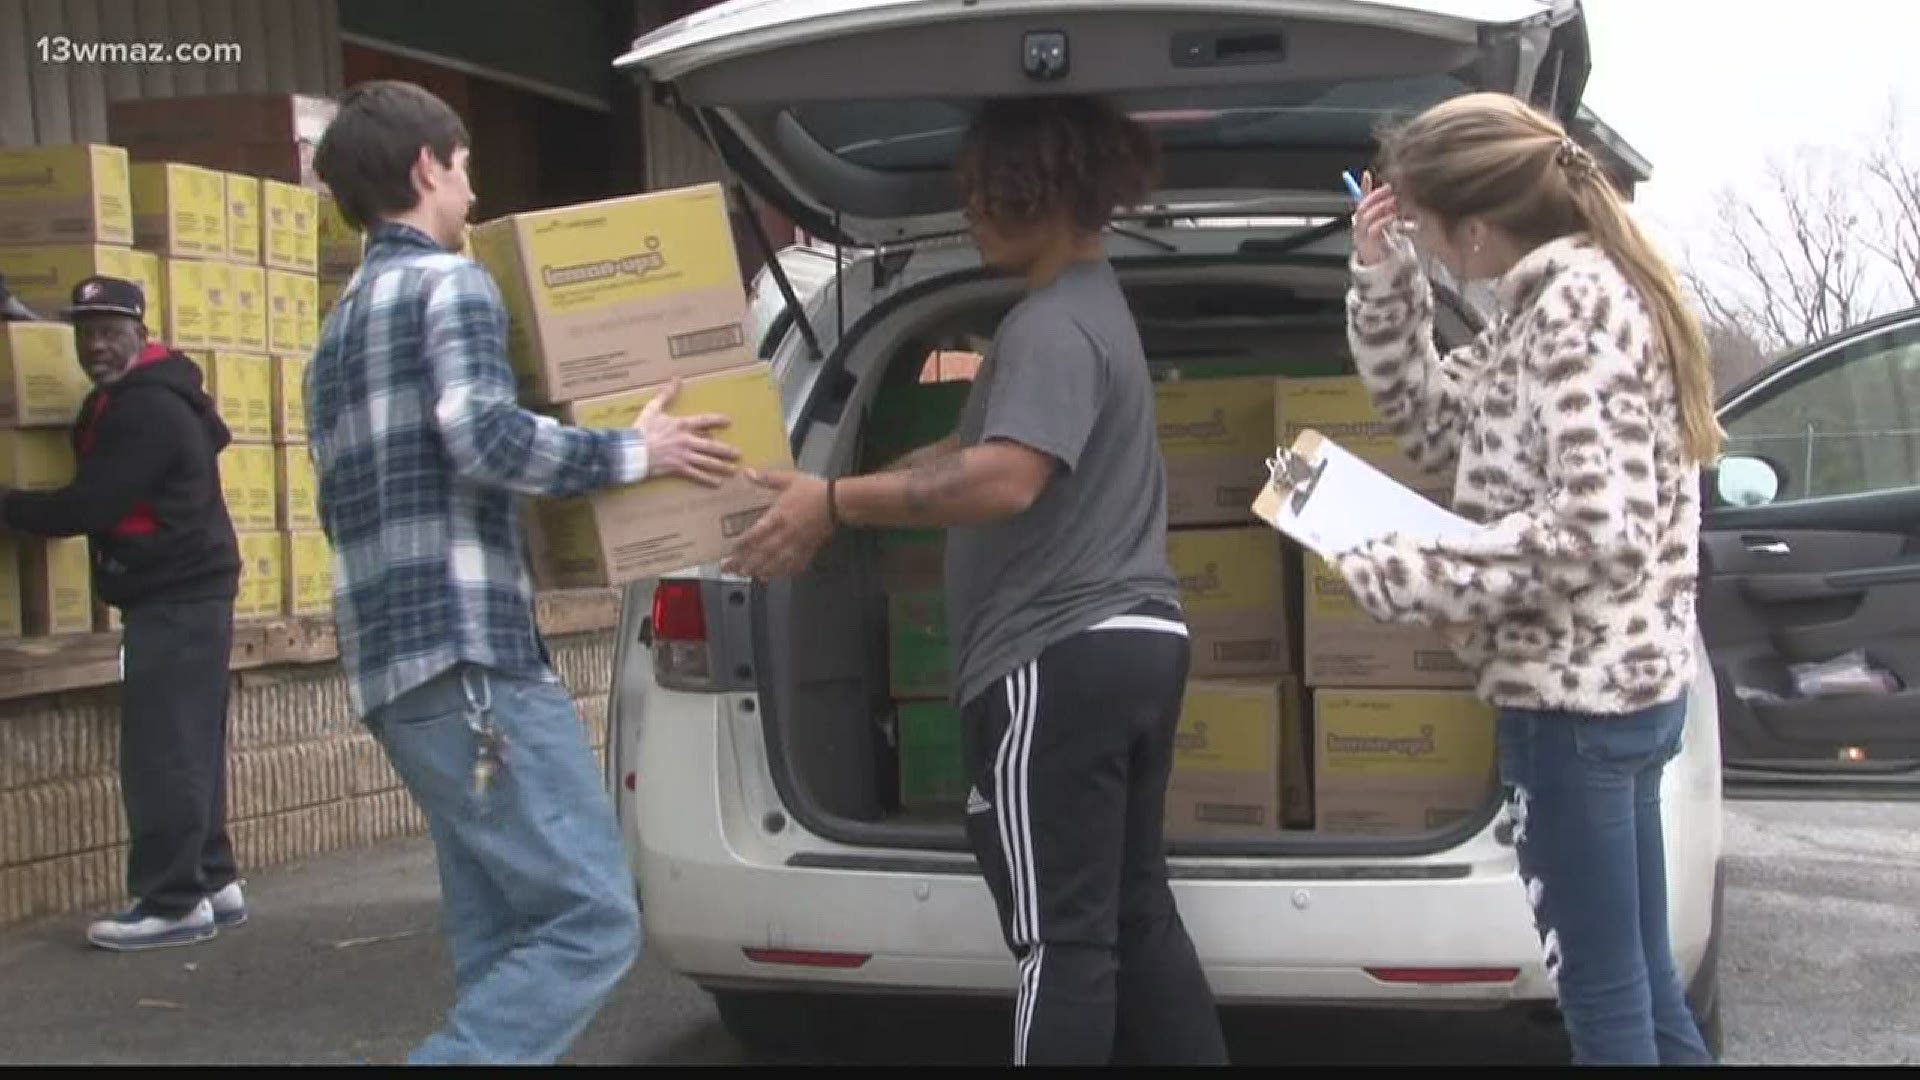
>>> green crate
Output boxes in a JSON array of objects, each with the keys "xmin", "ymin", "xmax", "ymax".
[
  {"xmin": 898, "ymin": 699, "xmax": 967, "ymax": 807},
  {"xmin": 865, "ymin": 381, "xmax": 972, "ymax": 465},
  {"xmin": 888, "ymin": 590, "xmax": 950, "ymax": 699}
]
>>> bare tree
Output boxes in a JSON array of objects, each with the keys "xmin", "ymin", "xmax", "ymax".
[
  {"xmin": 1686, "ymin": 95, "xmax": 1917, "ymax": 352},
  {"xmin": 1702, "ymin": 317, "xmax": 1771, "ymax": 393}
]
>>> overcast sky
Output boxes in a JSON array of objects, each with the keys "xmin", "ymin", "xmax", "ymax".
[{"xmin": 1582, "ymin": 0, "xmax": 1920, "ymax": 275}]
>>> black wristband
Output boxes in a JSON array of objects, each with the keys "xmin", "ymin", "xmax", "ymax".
[{"xmin": 826, "ymin": 475, "xmax": 842, "ymax": 530}]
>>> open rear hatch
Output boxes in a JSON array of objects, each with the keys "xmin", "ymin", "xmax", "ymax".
[
  {"xmin": 618, "ymin": 0, "xmax": 1590, "ymax": 247},
  {"xmin": 618, "ymin": 0, "xmax": 1589, "ymax": 857}
]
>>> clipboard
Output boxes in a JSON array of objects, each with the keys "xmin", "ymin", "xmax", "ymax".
[{"xmin": 1250, "ymin": 429, "xmax": 1481, "ymax": 560}]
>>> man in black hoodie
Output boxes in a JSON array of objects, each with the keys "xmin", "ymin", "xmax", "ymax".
[{"xmin": 0, "ymin": 276, "xmax": 245, "ymax": 951}]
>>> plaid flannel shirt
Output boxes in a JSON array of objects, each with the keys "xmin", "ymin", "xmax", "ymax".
[{"xmin": 306, "ymin": 223, "xmax": 647, "ymax": 718}]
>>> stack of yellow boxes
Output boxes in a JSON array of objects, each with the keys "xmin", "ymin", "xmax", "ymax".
[
  {"xmin": 1274, "ymin": 376, "xmax": 1498, "ymax": 837},
  {"xmin": 467, "ymin": 183, "xmax": 792, "ymax": 590},
  {"xmin": 0, "ymin": 145, "xmax": 133, "ymax": 637}
]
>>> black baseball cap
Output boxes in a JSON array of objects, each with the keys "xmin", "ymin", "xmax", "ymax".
[{"xmin": 65, "ymin": 276, "xmax": 145, "ymax": 321}]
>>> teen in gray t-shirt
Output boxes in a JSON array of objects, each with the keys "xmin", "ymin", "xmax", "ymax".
[{"xmin": 945, "ymin": 258, "xmax": 1179, "ymax": 709}]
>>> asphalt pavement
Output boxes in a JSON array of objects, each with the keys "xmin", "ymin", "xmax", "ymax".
[{"xmin": 1, "ymin": 800, "xmax": 1915, "ymax": 1066}]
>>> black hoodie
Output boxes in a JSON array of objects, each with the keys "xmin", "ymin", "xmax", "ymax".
[{"xmin": 4, "ymin": 345, "xmax": 241, "ymax": 608}]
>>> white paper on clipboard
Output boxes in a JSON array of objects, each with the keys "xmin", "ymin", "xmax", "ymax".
[{"xmin": 1250, "ymin": 429, "xmax": 1482, "ymax": 560}]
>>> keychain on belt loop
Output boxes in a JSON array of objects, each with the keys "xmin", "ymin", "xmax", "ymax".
[{"xmin": 463, "ymin": 668, "xmax": 507, "ymax": 798}]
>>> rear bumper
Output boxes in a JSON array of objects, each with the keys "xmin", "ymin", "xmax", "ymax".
[{"xmin": 623, "ymin": 691, "xmax": 1716, "ymax": 1007}]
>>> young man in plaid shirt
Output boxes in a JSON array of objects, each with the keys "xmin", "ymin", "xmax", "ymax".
[{"xmin": 309, "ymin": 81, "xmax": 739, "ymax": 1064}]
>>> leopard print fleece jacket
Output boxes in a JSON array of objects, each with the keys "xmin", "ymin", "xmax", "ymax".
[{"xmin": 1334, "ymin": 233, "xmax": 1702, "ymax": 716}]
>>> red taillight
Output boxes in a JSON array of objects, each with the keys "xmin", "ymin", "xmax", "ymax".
[
  {"xmin": 1365, "ymin": 967, "xmax": 1520, "ymax": 985},
  {"xmin": 651, "ymin": 580, "xmax": 708, "ymax": 642},
  {"xmin": 743, "ymin": 948, "xmax": 871, "ymax": 970}
]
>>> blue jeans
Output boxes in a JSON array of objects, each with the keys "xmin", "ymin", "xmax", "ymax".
[
  {"xmin": 1498, "ymin": 699, "xmax": 1715, "ymax": 1066},
  {"xmin": 366, "ymin": 664, "xmax": 640, "ymax": 1065}
]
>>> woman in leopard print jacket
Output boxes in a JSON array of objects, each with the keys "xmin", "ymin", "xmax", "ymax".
[{"xmin": 1337, "ymin": 93, "xmax": 1722, "ymax": 1066}]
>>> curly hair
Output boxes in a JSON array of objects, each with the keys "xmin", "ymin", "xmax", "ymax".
[{"xmin": 956, "ymin": 96, "xmax": 1160, "ymax": 234}]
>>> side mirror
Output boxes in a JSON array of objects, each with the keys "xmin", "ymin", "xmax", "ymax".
[{"xmin": 1715, "ymin": 454, "xmax": 1783, "ymax": 508}]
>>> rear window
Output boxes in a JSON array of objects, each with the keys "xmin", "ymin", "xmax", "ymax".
[{"xmin": 791, "ymin": 75, "xmax": 1468, "ymax": 172}]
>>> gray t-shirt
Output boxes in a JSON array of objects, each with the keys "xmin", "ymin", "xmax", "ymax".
[{"xmin": 944, "ymin": 259, "xmax": 1179, "ymax": 708}]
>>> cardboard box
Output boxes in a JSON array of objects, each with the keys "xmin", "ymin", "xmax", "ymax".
[
  {"xmin": 469, "ymin": 184, "xmax": 750, "ymax": 403},
  {"xmin": 1303, "ymin": 554, "xmax": 1473, "ymax": 689},
  {"xmin": 130, "ymin": 162, "xmax": 227, "ymax": 259},
  {"xmin": 277, "ymin": 445, "xmax": 318, "ymax": 530},
  {"xmin": 226, "ymin": 174, "xmax": 261, "ymax": 265},
  {"xmin": 317, "ymin": 195, "xmax": 362, "ymax": 279},
  {"xmin": 108, "ymin": 93, "xmax": 338, "ymax": 148},
  {"xmin": 1155, "ymin": 376, "xmax": 1275, "ymax": 527},
  {"xmin": 317, "ymin": 274, "xmax": 349, "ymax": 319},
  {"xmin": 267, "ymin": 270, "xmax": 318, "ymax": 355},
  {"xmin": 1166, "ymin": 678, "xmax": 1294, "ymax": 838},
  {"xmin": 94, "ymin": 600, "xmax": 121, "ymax": 634},
  {"xmin": 1313, "ymin": 689, "xmax": 1497, "ymax": 836},
  {"xmin": 0, "ymin": 245, "xmax": 163, "ymax": 337},
  {"xmin": 0, "ymin": 535, "xmax": 21, "ymax": 639},
  {"xmin": 888, "ymin": 590, "xmax": 949, "ymax": 700},
  {"xmin": 185, "ymin": 351, "xmax": 273, "ymax": 443},
  {"xmin": 273, "ymin": 355, "xmax": 306, "ymax": 443},
  {"xmin": 231, "ymin": 265, "xmax": 267, "ymax": 353},
  {"xmin": 0, "ymin": 323, "xmax": 88, "ymax": 427},
  {"xmin": 526, "ymin": 365, "xmax": 794, "ymax": 587},
  {"xmin": 235, "ymin": 532, "xmax": 284, "ymax": 620},
  {"xmin": 202, "ymin": 261, "xmax": 237, "ymax": 349},
  {"xmin": 877, "ymin": 528, "xmax": 945, "ymax": 593},
  {"xmin": 219, "ymin": 445, "xmax": 278, "ymax": 532},
  {"xmin": 1168, "ymin": 526, "xmax": 1292, "ymax": 678},
  {"xmin": 21, "ymin": 537, "xmax": 93, "ymax": 637},
  {"xmin": 1275, "ymin": 376, "xmax": 1453, "ymax": 492},
  {"xmin": 0, "ymin": 430, "xmax": 76, "ymax": 490},
  {"xmin": 158, "ymin": 258, "xmax": 212, "ymax": 350},
  {"xmin": 262, "ymin": 180, "xmax": 318, "ymax": 274},
  {"xmin": 0, "ymin": 144, "xmax": 132, "ymax": 247},
  {"xmin": 897, "ymin": 700, "xmax": 966, "ymax": 808},
  {"xmin": 122, "ymin": 140, "xmax": 315, "ymax": 190},
  {"xmin": 283, "ymin": 530, "xmax": 332, "ymax": 616}
]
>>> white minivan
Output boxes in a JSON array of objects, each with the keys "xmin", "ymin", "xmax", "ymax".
[{"xmin": 604, "ymin": 0, "xmax": 1728, "ymax": 1058}]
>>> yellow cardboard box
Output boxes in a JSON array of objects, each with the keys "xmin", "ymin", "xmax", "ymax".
[
  {"xmin": 1313, "ymin": 689, "xmax": 1497, "ymax": 836},
  {"xmin": 527, "ymin": 365, "xmax": 793, "ymax": 586},
  {"xmin": 1154, "ymin": 376, "xmax": 1275, "ymax": 527},
  {"xmin": 273, "ymin": 355, "xmax": 306, "ymax": 443},
  {"xmin": 317, "ymin": 194, "xmax": 362, "ymax": 279},
  {"xmin": 469, "ymin": 184, "xmax": 750, "ymax": 404},
  {"xmin": 235, "ymin": 532, "xmax": 284, "ymax": 620},
  {"xmin": 0, "ymin": 323, "xmax": 89, "ymax": 427},
  {"xmin": 1165, "ymin": 678, "xmax": 1304, "ymax": 838},
  {"xmin": 283, "ymin": 530, "xmax": 332, "ymax": 616},
  {"xmin": 130, "ymin": 162, "xmax": 227, "ymax": 259},
  {"xmin": 0, "ymin": 144, "xmax": 132, "ymax": 247},
  {"xmin": 277, "ymin": 445, "xmax": 317, "ymax": 530},
  {"xmin": 1303, "ymin": 554, "xmax": 1473, "ymax": 690},
  {"xmin": 0, "ymin": 245, "xmax": 163, "ymax": 337},
  {"xmin": 1275, "ymin": 377, "xmax": 1454, "ymax": 492},
  {"xmin": 1167, "ymin": 526, "xmax": 1292, "ymax": 678},
  {"xmin": 0, "ymin": 430, "xmax": 76, "ymax": 490},
  {"xmin": 317, "ymin": 274, "xmax": 349, "ymax": 320},
  {"xmin": 21, "ymin": 536, "xmax": 93, "ymax": 637},
  {"xmin": 262, "ymin": 180, "xmax": 317, "ymax": 274},
  {"xmin": 231, "ymin": 264, "xmax": 267, "ymax": 354},
  {"xmin": 217, "ymin": 445, "xmax": 277, "ymax": 532},
  {"xmin": 185, "ymin": 351, "xmax": 273, "ymax": 443},
  {"xmin": 226, "ymin": 174, "xmax": 261, "ymax": 265},
  {"xmin": 203, "ymin": 261, "xmax": 238, "ymax": 349},
  {"xmin": 0, "ymin": 535, "xmax": 20, "ymax": 639},
  {"xmin": 267, "ymin": 270, "xmax": 317, "ymax": 355},
  {"xmin": 157, "ymin": 258, "xmax": 212, "ymax": 350}
]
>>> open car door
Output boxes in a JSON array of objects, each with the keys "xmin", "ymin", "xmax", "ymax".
[
  {"xmin": 617, "ymin": 0, "xmax": 1590, "ymax": 247},
  {"xmin": 1703, "ymin": 308, "xmax": 1920, "ymax": 796}
]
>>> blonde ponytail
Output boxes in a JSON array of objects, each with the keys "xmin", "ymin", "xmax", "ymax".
[{"xmin": 1379, "ymin": 93, "xmax": 1726, "ymax": 464}]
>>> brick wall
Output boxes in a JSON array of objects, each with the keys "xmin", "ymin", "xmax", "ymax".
[{"xmin": 0, "ymin": 629, "xmax": 616, "ymax": 928}]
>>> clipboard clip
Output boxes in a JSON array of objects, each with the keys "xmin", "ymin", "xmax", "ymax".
[{"xmin": 1265, "ymin": 448, "xmax": 1329, "ymax": 515}]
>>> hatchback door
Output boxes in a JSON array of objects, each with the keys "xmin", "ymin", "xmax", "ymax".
[
  {"xmin": 1703, "ymin": 309, "xmax": 1920, "ymax": 795},
  {"xmin": 616, "ymin": 0, "xmax": 1590, "ymax": 247}
]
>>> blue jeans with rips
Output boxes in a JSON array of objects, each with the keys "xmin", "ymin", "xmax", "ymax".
[
  {"xmin": 1498, "ymin": 698, "xmax": 1716, "ymax": 1067},
  {"xmin": 365, "ymin": 664, "xmax": 640, "ymax": 1065}
]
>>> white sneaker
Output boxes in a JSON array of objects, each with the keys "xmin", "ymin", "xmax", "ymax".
[
  {"xmin": 86, "ymin": 899, "xmax": 218, "ymax": 952},
  {"xmin": 208, "ymin": 881, "xmax": 248, "ymax": 928}
]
